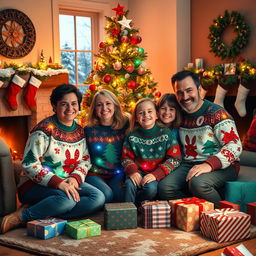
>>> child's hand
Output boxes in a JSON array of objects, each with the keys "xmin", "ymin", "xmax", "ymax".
[
  {"xmin": 141, "ymin": 174, "xmax": 156, "ymax": 186},
  {"xmin": 130, "ymin": 173, "xmax": 142, "ymax": 187}
]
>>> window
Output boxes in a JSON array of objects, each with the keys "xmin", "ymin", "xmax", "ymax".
[{"xmin": 59, "ymin": 9, "xmax": 98, "ymax": 90}]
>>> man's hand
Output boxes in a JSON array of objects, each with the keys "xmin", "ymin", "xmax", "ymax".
[
  {"xmin": 129, "ymin": 173, "xmax": 142, "ymax": 187},
  {"xmin": 141, "ymin": 173, "xmax": 156, "ymax": 186},
  {"xmin": 186, "ymin": 162, "xmax": 212, "ymax": 181}
]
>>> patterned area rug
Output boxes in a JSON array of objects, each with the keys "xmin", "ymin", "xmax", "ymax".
[{"xmin": 0, "ymin": 212, "xmax": 255, "ymax": 256}]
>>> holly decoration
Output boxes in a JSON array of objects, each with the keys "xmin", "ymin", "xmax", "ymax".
[
  {"xmin": 78, "ymin": 3, "xmax": 157, "ymax": 124},
  {"xmin": 208, "ymin": 10, "xmax": 250, "ymax": 60}
]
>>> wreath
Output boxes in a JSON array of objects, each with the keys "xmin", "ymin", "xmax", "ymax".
[{"xmin": 208, "ymin": 10, "xmax": 250, "ymax": 60}]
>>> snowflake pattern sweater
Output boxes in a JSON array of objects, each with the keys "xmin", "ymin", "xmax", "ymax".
[
  {"xmin": 180, "ymin": 100, "xmax": 242, "ymax": 171},
  {"xmin": 85, "ymin": 123, "xmax": 128, "ymax": 178},
  {"xmin": 20, "ymin": 115, "xmax": 91, "ymax": 194},
  {"xmin": 121, "ymin": 124, "xmax": 182, "ymax": 181}
]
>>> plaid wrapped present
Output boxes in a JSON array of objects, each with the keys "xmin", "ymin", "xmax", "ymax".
[
  {"xmin": 27, "ymin": 218, "xmax": 67, "ymax": 239},
  {"xmin": 200, "ymin": 208, "xmax": 251, "ymax": 243},
  {"xmin": 169, "ymin": 197, "xmax": 214, "ymax": 232},
  {"xmin": 219, "ymin": 201, "xmax": 240, "ymax": 211},
  {"xmin": 247, "ymin": 202, "xmax": 256, "ymax": 225},
  {"xmin": 65, "ymin": 219, "xmax": 101, "ymax": 239},
  {"xmin": 104, "ymin": 202, "xmax": 137, "ymax": 230},
  {"xmin": 141, "ymin": 200, "xmax": 171, "ymax": 229}
]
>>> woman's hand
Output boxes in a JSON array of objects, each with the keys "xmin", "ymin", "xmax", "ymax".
[
  {"xmin": 141, "ymin": 174, "xmax": 156, "ymax": 186},
  {"xmin": 130, "ymin": 173, "xmax": 142, "ymax": 187},
  {"xmin": 58, "ymin": 178, "xmax": 80, "ymax": 202}
]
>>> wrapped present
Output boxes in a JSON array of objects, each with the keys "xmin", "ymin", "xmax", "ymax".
[
  {"xmin": 65, "ymin": 219, "xmax": 101, "ymax": 239},
  {"xmin": 247, "ymin": 202, "xmax": 256, "ymax": 225},
  {"xmin": 104, "ymin": 202, "xmax": 137, "ymax": 230},
  {"xmin": 27, "ymin": 218, "xmax": 67, "ymax": 239},
  {"xmin": 223, "ymin": 246, "xmax": 245, "ymax": 256},
  {"xmin": 169, "ymin": 197, "xmax": 214, "ymax": 232},
  {"xmin": 225, "ymin": 181, "xmax": 256, "ymax": 212},
  {"xmin": 219, "ymin": 201, "xmax": 240, "ymax": 211},
  {"xmin": 141, "ymin": 200, "xmax": 171, "ymax": 228},
  {"xmin": 200, "ymin": 208, "xmax": 251, "ymax": 243}
]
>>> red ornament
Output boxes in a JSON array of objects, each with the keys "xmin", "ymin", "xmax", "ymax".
[
  {"xmin": 89, "ymin": 84, "xmax": 97, "ymax": 91},
  {"xmin": 110, "ymin": 28, "xmax": 121, "ymax": 37},
  {"xmin": 112, "ymin": 3, "xmax": 125, "ymax": 16},
  {"xmin": 121, "ymin": 36, "xmax": 129, "ymax": 43},
  {"xmin": 136, "ymin": 36, "xmax": 142, "ymax": 44},
  {"xmin": 137, "ymin": 67, "xmax": 145, "ymax": 75},
  {"xmin": 103, "ymin": 74, "xmax": 112, "ymax": 83},
  {"xmin": 130, "ymin": 35, "xmax": 138, "ymax": 45},
  {"xmin": 126, "ymin": 64, "xmax": 134, "ymax": 73},
  {"xmin": 99, "ymin": 42, "xmax": 105, "ymax": 48},
  {"xmin": 128, "ymin": 80, "xmax": 137, "ymax": 90},
  {"xmin": 154, "ymin": 91, "xmax": 161, "ymax": 98}
]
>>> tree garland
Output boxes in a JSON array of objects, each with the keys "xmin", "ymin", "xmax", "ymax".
[{"xmin": 208, "ymin": 10, "xmax": 250, "ymax": 60}]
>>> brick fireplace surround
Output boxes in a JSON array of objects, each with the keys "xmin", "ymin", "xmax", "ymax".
[{"xmin": 0, "ymin": 73, "xmax": 69, "ymax": 142}]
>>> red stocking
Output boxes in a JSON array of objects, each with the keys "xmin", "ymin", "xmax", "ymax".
[
  {"xmin": 6, "ymin": 74, "xmax": 26, "ymax": 111},
  {"xmin": 24, "ymin": 76, "xmax": 42, "ymax": 111}
]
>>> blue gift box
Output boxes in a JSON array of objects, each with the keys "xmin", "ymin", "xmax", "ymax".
[
  {"xmin": 225, "ymin": 181, "xmax": 256, "ymax": 212},
  {"xmin": 27, "ymin": 218, "xmax": 67, "ymax": 239}
]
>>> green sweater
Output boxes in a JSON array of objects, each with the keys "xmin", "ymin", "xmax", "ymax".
[{"xmin": 121, "ymin": 124, "xmax": 182, "ymax": 181}]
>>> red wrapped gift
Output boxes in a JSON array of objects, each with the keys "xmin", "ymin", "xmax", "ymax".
[
  {"xmin": 223, "ymin": 246, "xmax": 245, "ymax": 256},
  {"xmin": 169, "ymin": 197, "xmax": 214, "ymax": 232},
  {"xmin": 247, "ymin": 202, "xmax": 256, "ymax": 225},
  {"xmin": 219, "ymin": 201, "xmax": 240, "ymax": 211},
  {"xmin": 141, "ymin": 200, "xmax": 171, "ymax": 228},
  {"xmin": 200, "ymin": 208, "xmax": 251, "ymax": 243}
]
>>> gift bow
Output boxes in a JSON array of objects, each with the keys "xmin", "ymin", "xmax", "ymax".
[
  {"xmin": 142, "ymin": 200, "xmax": 168, "ymax": 207},
  {"xmin": 39, "ymin": 218, "xmax": 58, "ymax": 224},
  {"xmin": 71, "ymin": 221, "xmax": 95, "ymax": 236},
  {"xmin": 207, "ymin": 209, "xmax": 238, "ymax": 217}
]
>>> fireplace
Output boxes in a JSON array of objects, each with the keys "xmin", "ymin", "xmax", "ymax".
[{"xmin": 0, "ymin": 73, "xmax": 69, "ymax": 158}]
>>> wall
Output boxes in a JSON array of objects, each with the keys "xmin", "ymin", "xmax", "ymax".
[
  {"xmin": 191, "ymin": 0, "xmax": 256, "ymax": 66},
  {"xmin": 128, "ymin": 0, "xmax": 191, "ymax": 94}
]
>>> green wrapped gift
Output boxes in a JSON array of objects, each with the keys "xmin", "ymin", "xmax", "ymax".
[
  {"xmin": 225, "ymin": 181, "xmax": 256, "ymax": 212},
  {"xmin": 104, "ymin": 202, "xmax": 137, "ymax": 230},
  {"xmin": 65, "ymin": 219, "xmax": 101, "ymax": 239}
]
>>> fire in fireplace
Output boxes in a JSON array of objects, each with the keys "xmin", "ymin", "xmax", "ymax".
[{"xmin": 0, "ymin": 116, "xmax": 29, "ymax": 160}]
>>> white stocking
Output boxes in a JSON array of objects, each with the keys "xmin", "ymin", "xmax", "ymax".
[
  {"xmin": 213, "ymin": 84, "xmax": 228, "ymax": 108},
  {"xmin": 235, "ymin": 84, "xmax": 250, "ymax": 117}
]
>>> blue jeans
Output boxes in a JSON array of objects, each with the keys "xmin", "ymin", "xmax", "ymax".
[
  {"xmin": 86, "ymin": 173, "xmax": 125, "ymax": 203},
  {"xmin": 19, "ymin": 182, "xmax": 105, "ymax": 222},
  {"xmin": 158, "ymin": 162, "xmax": 238, "ymax": 207},
  {"xmin": 124, "ymin": 175, "xmax": 158, "ymax": 206}
]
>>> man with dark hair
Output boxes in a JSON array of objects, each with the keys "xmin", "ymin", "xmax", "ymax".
[{"xmin": 158, "ymin": 70, "xmax": 242, "ymax": 207}]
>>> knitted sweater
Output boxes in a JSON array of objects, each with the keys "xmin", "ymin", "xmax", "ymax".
[
  {"xmin": 19, "ymin": 115, "xmax": 91, "ymax": 194},
  {"xmin": 121, "ymin": 124, "xmax": 182, "ymax": 181},
  {"xmin": 179, "ymin": 100, "xmax": 242, "ymax": 171},
  {"xmin": 243, "ymin": 117, "xmax": 256, "ymax": 152},
  {"xmin": 85, "ymin": 123, "xmax": 128, "ymax": 178}
]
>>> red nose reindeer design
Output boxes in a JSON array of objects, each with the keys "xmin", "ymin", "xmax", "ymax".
[
  {"xmin": 185, "ymin": 135, "xmax": 198, "ymax": 159},
  {"xmin": 63, "ymin": 149, "xmax": 80, "ymax": 174}
]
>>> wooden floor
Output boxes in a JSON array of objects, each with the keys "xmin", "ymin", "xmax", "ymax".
[{"xmin": 0, "ymin": 238, "xmax": 256, "ymax": 256}]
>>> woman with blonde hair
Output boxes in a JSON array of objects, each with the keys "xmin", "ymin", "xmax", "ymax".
[{"xmin": 84, "ymin": 89, "xmax": 129, "ymax": 202}]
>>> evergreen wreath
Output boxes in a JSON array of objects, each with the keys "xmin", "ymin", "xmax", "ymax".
[{"xmin": 208, "ymin": 10, "xmax": 250, "ymax": 60}]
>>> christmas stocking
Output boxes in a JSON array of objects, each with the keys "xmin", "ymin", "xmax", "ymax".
[
  {"xmin": 213, "ymin": 84, "xmax": 228, "ymax": 108},
  {"xmin": 24, "ymin": 75, "xmax": 42, "ymax": 111},
  {"xmin": 6, "ymin": 74, "xmax": 26, "ymax": 110},
  {"xmin": 234, "ymin": 83, "xmax": 250, "ymax": 117}
]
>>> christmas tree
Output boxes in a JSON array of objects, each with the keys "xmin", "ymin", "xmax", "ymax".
[{"xmin": 78, "ymin": 3, "xmax": 159, "ymax": 126}]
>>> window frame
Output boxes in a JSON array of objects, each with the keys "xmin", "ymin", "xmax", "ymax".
[{"xmin": 59, "ymin": 8, "xmax": 99, "ymax": 86}]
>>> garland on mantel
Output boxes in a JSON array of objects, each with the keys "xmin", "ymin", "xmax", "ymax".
[{"xmin": 0, "ymin": 62, "xmax": 69, "ymax": 82}]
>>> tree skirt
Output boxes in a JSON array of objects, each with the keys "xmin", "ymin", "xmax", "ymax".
[{"xmin": 0, "ymin": 212, "xmax": 255, "ymax": 256}]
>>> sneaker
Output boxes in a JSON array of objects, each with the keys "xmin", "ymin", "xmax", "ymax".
[{"xmin": 0, "ymin": 204, "xmax": 29, "ymax": 234}]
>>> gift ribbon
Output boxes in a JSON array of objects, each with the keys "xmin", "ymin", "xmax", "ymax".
[
  {"xmin": 39, "ymin": 218, "xmax": 58, "ymax": 224},
  {"xmin": 207, "ymin": 208, "xmax": 238, "ymax": 217},
  {"xmin": 172, "ymin": 197, "xmax": 206, "ymax": 225},
  {"xmin": 142, "ymin": 200, "xmax": 168, "ymax": 207},
  {"xmin": 72, "ymin": 221, "xmax": 95, "ymax": 237}
]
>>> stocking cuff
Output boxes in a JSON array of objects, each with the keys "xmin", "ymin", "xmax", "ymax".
[
  {"xmin": 29, "ymin": 76, "xmax": 42, "ymax": 88},
  {"xmin": 12, "ymin": 74, "xmax": 26, "ymax": 88}
]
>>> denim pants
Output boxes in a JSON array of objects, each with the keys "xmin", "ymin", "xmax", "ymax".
[
  {"xmin": 124, "ymin": 173, "xmax": 158, "ymax": 206},
  {"xmin": 158, "ymin": 162, "xmax": 238, "ymax": 207},
  {"xmin": 86, "ymin": 172, "xmax": 125, "ymax": 203},
  {"xmin": 19, "ymin": 182, "xmax": 105, "ymax": 222}
]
